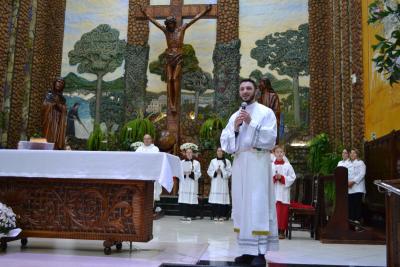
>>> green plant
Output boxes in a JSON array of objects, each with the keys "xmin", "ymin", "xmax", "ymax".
[
  {"xmin": 119, "ymin": 118, "xmax": 155, "ymax": 150},
  {"xmin": 307, "ymin": 133, "xmax": 342, "ymax": 203},
  {"xmin": 199, "ymin": 117, "xmax": 226, "ymax": 150},
  {"xmin": 87, "ymin": 124, "xmax": 107, "ymax": 151},
  {"xmin": 307, "ymin": 133, "xmax": 330, "ymax": 174},
  {"xmin": 368, "ymin": 0, "xmax": 400, "ymax": 85},
  {"xmin": 31, "ymin": 132, "xmax": 42, "ymax": 138}
]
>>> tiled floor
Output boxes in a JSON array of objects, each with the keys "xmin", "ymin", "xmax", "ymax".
[{"xmin": 0, "ymin": 216, "xmax": 386, "ymax": 267}]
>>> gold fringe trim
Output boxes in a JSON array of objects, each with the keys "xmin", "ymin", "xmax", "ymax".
[
  {"xmin": 233, "ymin": 228, "xmax": 270, "ymax": 236},
  {"xmin": 252, "ymin": 230, "xmax": 270, "ymax": 236}
]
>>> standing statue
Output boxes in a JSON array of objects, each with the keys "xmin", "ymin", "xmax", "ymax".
[
  {"xmin": 42, "ymin": 78, "xmax": 67, "ymax": 150},
  {"xmin": 140, "ymin": 4, "xmax": 212, "ymax": 113},
  {"xmin": 258, "ymin": 77, "xmax": 281, "ymax": 143}
]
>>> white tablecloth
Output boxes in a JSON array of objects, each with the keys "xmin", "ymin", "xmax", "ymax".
[{"xmin": 0, "ymin": 150, "xmax": 183, "ymax": 192}]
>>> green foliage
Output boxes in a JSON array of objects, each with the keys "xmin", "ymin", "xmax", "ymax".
[
  {"xmin": 63, "ymin": 72, "xmax": 124, "ymax": 92},
  {"xmin": 119, "ymin": 118, "xmax": 156, "ymax": 150},
  {"xmin": 199, "ymin": 117, "xmax": 226, "ymax": 150},
  {"xmin": 249, "ymin": 70, "xmax": 293, "ymax": 94},
  {"xmin": 68, "ymin": 24, "xmax": 126, "ymax": 77},
  {"xmin": 31, "ymin": 132, "xmax": 42, "ymax": 138},
  {"xmin": 68, "ymin": 24, "xmax": 126, "ymax": 123},
  {"xmin": 87, "ymin": 124, "xmax": 107, "ymax": 151},
  {"xmin": 89, "ymin": 91, "xmax": 124, "ymax": 129},
  {"xmin": 307, "ymin": 133, "xmax": 330, "ymax": 174},
  {"xmin": 368, "ymin": 0, "xmax": 400, "ymax": 85},
  {"xmin": 250, "ymin": 23, "xmax": 309, "ymax": 78},
  {"xmin": 308, "ymin": 134, "xmax": 343, "ymax": 203}
]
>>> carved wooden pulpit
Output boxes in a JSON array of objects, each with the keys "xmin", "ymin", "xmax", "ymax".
[
  {"xmin": 375, "ymin": 179, "xmax": 400, "ymax": 267},
  {"xmin": 317, "ymin": 167, "xmax": 385, "ymax": 244}
]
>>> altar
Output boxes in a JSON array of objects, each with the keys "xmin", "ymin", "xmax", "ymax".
[{"xmin": 0, "ymin": 150, "xmax": 182, "ymax": 254}]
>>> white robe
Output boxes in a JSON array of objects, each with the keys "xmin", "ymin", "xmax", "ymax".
[
  {"xmin": 207, "ymin": 158, "xmax": 232, "ymax": 205},
  {"xmin": 221, "ymin": 102, "xmax": 279, "ymax": 255},
  {"xmin": 337, "ymin": 159, "xmax": 350, "ymax": 168},
  {"xmin": 272, "ymin": 161, "xmax": 296, "ymax": 204},
  {"xmin": 136, "ymin": 144, "xmax": 163, "ymax": 201},
  {"xmin": 347, "ymin": 159, "xmax": 366, "ymax": 194},
  {"xmin": 178, "ymin": 159, "xmax": 201, "ymax": 204}
]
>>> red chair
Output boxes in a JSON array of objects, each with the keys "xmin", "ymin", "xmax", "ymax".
[{"xmin": 287, "ymin": 175, "xmax": 317, "ymax": 239}]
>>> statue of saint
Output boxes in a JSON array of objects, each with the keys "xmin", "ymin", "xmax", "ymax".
[
  {"xmin": 42, "ymin": 78, "xmax": 67, "ymax": 150},
  {"xmin": 140, "ymin": 4, "xmax": 212, "ymax": 113},
  {"xmin": 258, "ymin": 77, "xmax": 281, "ymax": 142}
]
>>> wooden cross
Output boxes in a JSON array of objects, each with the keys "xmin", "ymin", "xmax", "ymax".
[{"xmin": 135, "ymin": 0, "xmax": 218, "ymax": 26}]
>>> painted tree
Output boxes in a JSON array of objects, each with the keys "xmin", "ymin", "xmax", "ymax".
[
  {"xmin": 68, "ymin": 24, "xmax": 126, "ymax": 124},
  {"xmin": 182, "ymin": 70, "xmax": 212, "ymax": 118},
  {"xmin": 149, "ymin": 44, "xmax": 212, "ymax": 117},
  {"xmin": 251, "ymin": 23, "xmax": 309, "ymax": 126}
]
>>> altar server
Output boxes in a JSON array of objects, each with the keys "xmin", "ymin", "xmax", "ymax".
[
  {"xmin": 272, "ymin": 145, "xmax": 296, "ymax": 239},
  {"xmin": 178, "ymin": 148, "xmax": 201, "ymax": 221},
  {"xmin": 221, "ymin": 79, "xmax": 278, "ymax": 267},
  {"xmin": 136, "ymin": 134, "xmax": 162, "ymax": 204},
  {"xmin": 207, "ymin": 147, "xmax": 232, "ymax": 221}
]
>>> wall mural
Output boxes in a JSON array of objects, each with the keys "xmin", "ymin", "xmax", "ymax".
[{"xmin": 60, "ymin": 0, "xmax": 309, "ymax": 147}]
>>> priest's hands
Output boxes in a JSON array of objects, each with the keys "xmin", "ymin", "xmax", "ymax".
[
  {"xmin": 234, "ymin": 110, "xmax": 252, "ymax": 131},
  {"xmin": 348, "ymin": 181, "xmax": 355, "ymax": 188}
]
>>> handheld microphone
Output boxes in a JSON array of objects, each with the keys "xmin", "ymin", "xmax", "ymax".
[{"xmin": 239, "ymin": 102, "xmax": 248, "ymax": 127}]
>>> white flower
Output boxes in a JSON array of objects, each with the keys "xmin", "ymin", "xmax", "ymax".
[
  {"xmin": 180, "ymin": 143, "xmax": 199, "ymax": 152},
  {"xmin": 0, "ymin": 202, "xmax": 17, "ymax": 234}
]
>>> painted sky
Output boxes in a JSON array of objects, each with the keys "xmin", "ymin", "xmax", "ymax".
[{"xmin": 61, "ymin": 0, "xmax": 308, "ymax": 93}]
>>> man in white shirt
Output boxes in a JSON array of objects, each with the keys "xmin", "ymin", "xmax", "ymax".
[
  {"xmin": 136, "ymin": 135, "xmax": 163, "ymax": 209},
  {"xmin": 221, "ymin": 79, "xmax": 278, "ymax": 267}
]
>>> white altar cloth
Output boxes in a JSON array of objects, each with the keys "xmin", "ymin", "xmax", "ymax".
[{"xmin": 0, "ymin": 150, "xmax": 182, "ymax": 192}]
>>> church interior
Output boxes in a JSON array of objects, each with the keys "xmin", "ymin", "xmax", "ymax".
[{"xmin": 0, "ymin": 0, "xmax": 399, "ymax": 266}]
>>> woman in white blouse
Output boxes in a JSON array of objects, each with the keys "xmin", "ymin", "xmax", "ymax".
[
  {"xmin": 347, "ymin": 149, "xmax": 366, "ymax": 224},
  {"xmin": 207, "ymin": 147, "xmax": 232, "ymax": 221},
  {"xmin": 337, "ymin": 149, "xmax": 350, "ymax": 168}
]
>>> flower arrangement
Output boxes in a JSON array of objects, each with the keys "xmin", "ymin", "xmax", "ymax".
[
  {"xmin": 130, "ymin": 141, "xmax": 144, "ymax": 151},
  {"xmin": 0, "ymin": 203, "xmax": 17, "ymax": 237},
  {"xmin": 368, "ymin": 0, "xmax": 400, "ymax": 85},
  {"xmin": 180, "ymin": 143, "xmax": 199, "ymax": 152}
]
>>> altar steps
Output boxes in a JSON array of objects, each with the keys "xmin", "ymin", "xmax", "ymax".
[
  {"xmin": 160, "ymin": 261, "xmax": 381, "ymax": 267},
  {"xmin": 155, "ymin": 196, "xmax": 230, "ymax": 218}
]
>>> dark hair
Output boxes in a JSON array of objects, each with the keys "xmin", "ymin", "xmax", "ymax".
[
  {"xmin": 261, "ymin": 77, "xmax": 274, "ymax": 92},
  {"xmin": 53, "ymin": 77, "xmax": 65, "ymax": 88},
  {"xmin": 165, "ymin": 16, "xmax": 177, "ymax": 25},
  {"xmin": 217, "ymin": 147, "xmax": 227, "ymax": 167},
  {"xmin": 240, "ymin": 78, "xmax": 257, "ymax": 90}
]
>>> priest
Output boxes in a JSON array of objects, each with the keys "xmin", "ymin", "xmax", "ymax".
[
  {"xmin": 136, "ymin": 134, "xmax": 162, "ymax": 206},
  {"xmin": 221, "ymin": 79, "xmax": 278, "ymax": 267}
]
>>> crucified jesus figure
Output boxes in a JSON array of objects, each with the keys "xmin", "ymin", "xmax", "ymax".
[{"xmin": 140, "ymin": 4, "xmax": 212, "ymax": 113}]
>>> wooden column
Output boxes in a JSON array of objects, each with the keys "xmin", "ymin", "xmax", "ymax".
[
  {"xmin": 0, "ymin": 1, "xmax": 13, "ymax": 114},
  {"xmin": 309, "ymin": 0, "xmax": 364, "ymax": 151}
]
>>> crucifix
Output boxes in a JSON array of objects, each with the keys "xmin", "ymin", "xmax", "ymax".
[{"xmin": 135, "ymin": 0, "xmax": 218, "ymax": 151}]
